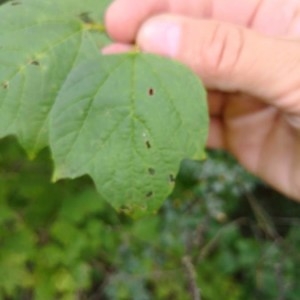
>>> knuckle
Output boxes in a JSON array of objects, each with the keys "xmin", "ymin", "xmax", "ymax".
[
  {"xmin": 201, "ymin": 23, "xmax": 244, "ymax": 79},
  {"xmin": 286, "ymin": 5, "xmax": 300, "ymax": 36}
]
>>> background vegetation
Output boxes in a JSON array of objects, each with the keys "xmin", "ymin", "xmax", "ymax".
[{"xmin": 1, "ymin": 137, "xmax": 300, "ymax": 300}]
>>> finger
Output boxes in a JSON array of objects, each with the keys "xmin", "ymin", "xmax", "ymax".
[
  {"xmin": 207, "ymin": 90, "xmax": 226, "ymax": 117},
  {"xmin": 101, "ymin": 43, "xmax": 132, "ymax": 54},
  {"xmin": 136, "ymin": 15, "xmax": 300, "ymax": 113},
  {"xmin": 105, "ymin": 0, "xmax": 167, "ymax": 42},
  {"xmin": 207, "ymin": 118, "xmax": 225, "ymax": 149},
  {"xmin": 105, "ymin": 0, "xmax": 300, "ymax": 43}
]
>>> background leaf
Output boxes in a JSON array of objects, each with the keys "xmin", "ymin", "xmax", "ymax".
[{"xmin": 0, "ymin": 0, "xmax": 110, "ymax": 156}]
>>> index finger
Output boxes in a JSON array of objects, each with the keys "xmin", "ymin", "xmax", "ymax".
[{"xmin": 105, "ymin": 0, "xmax": 298, "ymax": 42}]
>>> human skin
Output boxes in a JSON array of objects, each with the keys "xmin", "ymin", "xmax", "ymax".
[{"xmin": 104, "ymin": 0, "xmax": 300, "ymax": 201}]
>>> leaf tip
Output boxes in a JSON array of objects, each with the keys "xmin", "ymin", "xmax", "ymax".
[
  {"xmin": 51, "ymin": 168, "xmax": 65, "ymax": 183},
  {"xmin": 116, "ymin": 202, "xmax": 159, "ymax": 219},
  {"xmin": 51, "ymin": 173, "xmax": 59, "ymax": 183},
  {"xmin": 200, "ymin": 151, "xmax": 207, "ymax": 160},
  {"xmin": 25, "ymin": 146, "xmax": 40, "ymax": 161},
  {"xmin": 27, "ymin": 152, "xmax": 36, "ymax": 161},
  {"xmin": 193, "ymin": 150, "xmax": 207, "ymax": 161}
]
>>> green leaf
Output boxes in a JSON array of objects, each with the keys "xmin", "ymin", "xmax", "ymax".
[
  {"xmin": 0, "ymin": 0, "xmax": 208, "ymax": 216},
  {"xmin": 50, "ymin": 53, "xmax": 208, "ymax": 217},
  {"xmin": 0, "ymin": 0, "xmax": 110, "ymax": 156}
]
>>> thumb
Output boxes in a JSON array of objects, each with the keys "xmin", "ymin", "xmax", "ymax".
[{"xmin": 136, "ymin": 15, "xmax": 300, "ymax": 113}]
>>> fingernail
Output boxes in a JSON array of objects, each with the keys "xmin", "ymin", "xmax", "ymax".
[{"xmin": 138, "ymin": 19, "xmax": 181, "ymax": 57}]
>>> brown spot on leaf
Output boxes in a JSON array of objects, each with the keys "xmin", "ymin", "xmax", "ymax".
[
  {"xmin": 11, "ymin": 1, "xmax": 21, "ymax": 5},
  {"xmin": 30, "ymin": 60, "xmax": 40, "ymax": 66},
  {"xmin": 119, "ymin": 205, "xmax": 131, "ymax": 214},
  {"xmin": 2, "ymin": 81, "xmax": 9, "ymax": 89},
  {"xmin": 145, "ymin": 140, "xmax": 151, "ymax": 149},
  {"xmin": 79, "ymin": 12, "xmax": 93, "ymax": 24},
  {"xmin": 148, "ymin": 88, "xmax": 154, "ymax": 96},
  {"xmin": 148, "ymin": 168, "xmax": 155, "ymax": 175},
  {"xmin": 146, "ymin": 191, "xmax": 153, "ymax": 198},
  {"xmin": 169, "ymin": 174, "xmax": 175, "ymax": 183}
]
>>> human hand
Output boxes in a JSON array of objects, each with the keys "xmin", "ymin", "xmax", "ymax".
[{"xmin": 105, "ymin": 0, "xmax": 300, "ymax": 200}]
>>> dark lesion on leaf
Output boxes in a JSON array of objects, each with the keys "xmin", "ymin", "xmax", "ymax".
[
  {"xmin": 146, "ymin": 191, "xmax": 153, "ymax": 198},
  {"xmin": 148, "ymin": 168, "xmax": 155, "ymax": 175},
  {"xmin": 145, "ymin": 140, "xmax": 151, "ymax": 149},
  {"xmin": 79, "ymin": 12, "xmax": 105, "ymax": 32},
  {"xmin": 148, "ymin": 88, "xmax": 154, "ymax": 96},
  {"xmin": 119, "ymin": 204, "xmax": 131, "ymax": 214},
  {"xmin": 79, "ymin": 12, "xmax": 94, "ymax": 24},
  {"xmin": 1, "ymin": 81, "xmax": 9, "ymax": 89},
  {"xmin": 11, "ymin": 0, "xmax": 22, "ymax": 5},
  {"xmin": 169, "ymin": 174, "xmax": 176, "ymax": 183},
  {"xmin": 29, "ymin": 60, "xmax": 40, "ymax": 66}
]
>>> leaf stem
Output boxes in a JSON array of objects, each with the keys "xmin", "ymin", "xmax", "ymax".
[
  {"xmin": 129, "ymin": 44, "xmax": 141, "ymax": 54},
  {"xmin": 84, "ymin": 22, "xmax": 106, "ymax": 33}
]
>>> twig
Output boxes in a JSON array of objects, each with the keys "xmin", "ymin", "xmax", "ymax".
[
  {"xmin": 275, "ymin": 262, "xmax": 286, "ymax": 300},
  {"xmin": 182, "ymin": 255, "xmax": 201, "ymax": 300}
]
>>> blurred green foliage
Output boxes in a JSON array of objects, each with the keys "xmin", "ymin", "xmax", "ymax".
[{"xmin": 1, "ymin": 137, "xmax": 300, "ymax": 299}]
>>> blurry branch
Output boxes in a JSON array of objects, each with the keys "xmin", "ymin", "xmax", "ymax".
[
  {"xmin": 182, "ymin": 255, "xmax": 201, "ymax": 300},
  {"xmin": 274, "ymin": 262, "xmax": 286, "ymax": 300},
  {"xmin": 241, "ymin": 185, "xmax": 291, "ymax": 298},
  {"xmin": 198, "ymin": 217, "xmax": 249, "ymax": 261},
  {"xmin": 242, "ymin": 186, "xmax": 279, "ymax": 240}
]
